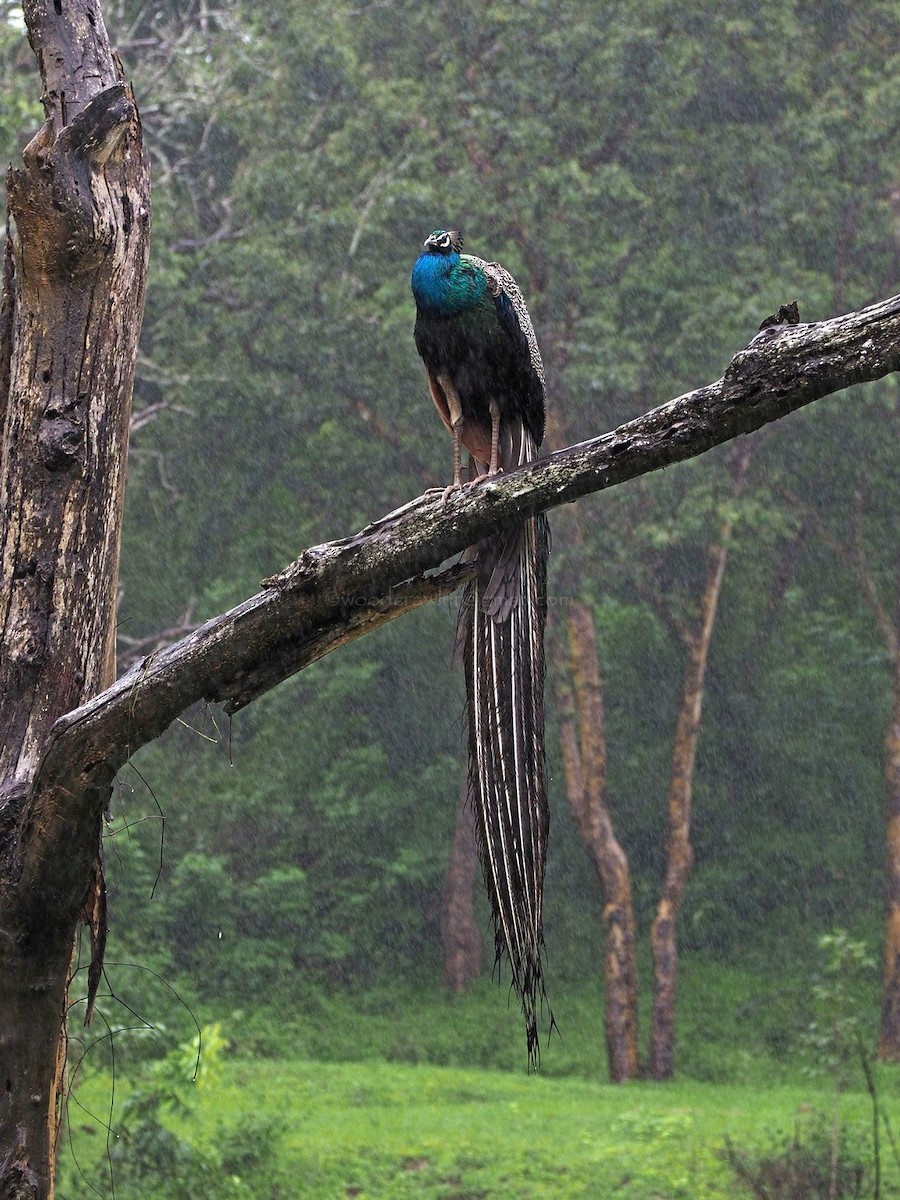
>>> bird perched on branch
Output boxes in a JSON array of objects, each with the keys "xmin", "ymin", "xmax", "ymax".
[{"xmin": 411, "ymin": 229, "xmax": 552, "ymax": 1066}]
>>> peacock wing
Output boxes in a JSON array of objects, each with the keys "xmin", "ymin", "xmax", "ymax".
[{"xmin": 461, "ymin": 254, "xmax": 546, "ymax": 450}]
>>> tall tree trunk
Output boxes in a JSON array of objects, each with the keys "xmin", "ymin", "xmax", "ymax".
[
  {"xmin": 542, "ymin": 327, "xmax": 639, "ymax": 1080},
  {"xmin": 441, "ymin": 777, "xmax": 482, "ymax": 991},
  {"xmin": 556, "ymin": 601, "xmax": 640, "ymax": 1081},
  {"xmin": 0, "ymin": 3, "xmax": 149, "ymax": 1195},
  {"xmin": 648, "ymin": 445, "xmax": 750, "ymax": 1080}
]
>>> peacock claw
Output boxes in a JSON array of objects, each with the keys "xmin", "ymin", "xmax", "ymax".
[
  {"xmin": 444, "ymin": 477, "xmax": 474, "ymax": 504},
  {"xmin": 423, "ymin": 481, "xmax": 468, "ymax": 506}
]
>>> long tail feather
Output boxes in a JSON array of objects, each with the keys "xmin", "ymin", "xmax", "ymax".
[{"xmin": 461, "ymin": 449, "xmax": 552, "ymax": 1067}]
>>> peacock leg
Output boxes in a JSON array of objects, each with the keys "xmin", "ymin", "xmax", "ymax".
[
  {"xmin": 488, "ymin": 399, "xmax": 501, "ymax": 476},
  {"xmin": 436, "ymin": 372, "xmax": 465, "ymax": 491}
]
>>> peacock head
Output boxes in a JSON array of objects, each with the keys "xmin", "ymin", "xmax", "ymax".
[{"xmin": 423, "ymin": 229, "xmax": 463, "ymax": 255}]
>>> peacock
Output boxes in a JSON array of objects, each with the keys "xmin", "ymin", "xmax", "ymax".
[{"xmin": 411, "ymin": 229, "xmax": 552, "ymax": 1066}]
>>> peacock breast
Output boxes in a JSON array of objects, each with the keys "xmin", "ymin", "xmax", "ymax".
[{"xmin": 411, "ymin": 253, "xmax": 489, "ymax": 317}]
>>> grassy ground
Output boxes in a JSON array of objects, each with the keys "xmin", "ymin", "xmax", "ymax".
[
  {"xmin": 59, "ymin": 958, "xmax": 900, "ymax": 1200},
  {"xmin": 62, "ymin": 1057, "xmax": 900, "ymax": 1199},
  {"xmin": 225, "ymin": 1060, "xmax": 900, "ymax": 1198}
]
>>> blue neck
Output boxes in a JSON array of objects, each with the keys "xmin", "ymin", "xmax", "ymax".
[{"xmin": 411, "ymin": 250, "xmax": 487, "ymax": 316}]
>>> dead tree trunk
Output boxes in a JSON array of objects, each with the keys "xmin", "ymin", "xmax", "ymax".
[
  {"xmin": 648, "ymin": 444, "xmax": 751, "ymax": 1080},
  {"xmin": 556, "ymin": 600, "xmax": 640, "ymax": 1081},
  {"xmin": 0, "ymin": 3, "xmax": 149, "ymax": 1195},
  {"xmin": 441, "ymin": 777, "xmax": 483, "ymax": 991}
]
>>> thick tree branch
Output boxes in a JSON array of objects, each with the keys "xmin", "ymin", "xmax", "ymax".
[{"xmin": 14, "ymin": 290, "xmax": 900, "ymax": 924}]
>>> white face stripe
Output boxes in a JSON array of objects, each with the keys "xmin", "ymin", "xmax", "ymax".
[{"xmin": 425, "ymin": 231, "xmax": 452, "ymax": 250}]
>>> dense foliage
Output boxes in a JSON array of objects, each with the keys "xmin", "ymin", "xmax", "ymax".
[{"xmin": 2, "ymin": 0, "xmax": 897, "ymax": 1047}]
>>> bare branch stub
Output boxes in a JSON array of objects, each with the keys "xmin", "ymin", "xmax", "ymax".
[{"xmin": 22, "ymin": 0, "xmax": 120, "ymax": 133}]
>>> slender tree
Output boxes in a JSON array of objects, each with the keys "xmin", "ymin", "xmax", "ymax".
[
  {"xmin": 554, "ymin": 442, "xmax": 752, "ymax": 1083},
  {"xmin": 649, "ymin": 442, "xmax": 753, "ymax": 1080},
  {"xmin": 555, "ymin": 597, "xmax": 640, "ymax": 1082}
]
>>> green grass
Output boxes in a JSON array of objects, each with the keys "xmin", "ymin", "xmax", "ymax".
[
  {"xmin": 62, "ymin": 1056, "xmax": 900, "ymax": 1199},
  {"xmin": 207, "ymin": 1060, "xmax": 900, "ymax": 1198},
  {"xmin": 58, "ymin": 957, "xmax": 899, "ymax": 1199}
]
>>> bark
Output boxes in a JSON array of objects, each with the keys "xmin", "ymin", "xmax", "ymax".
[
  {"xmin": 648, "ymin": 445, "xmax": 751, "ymax": 1080},
  {"xmin": 441, "ymin": 778, "xmax": 482, "ymax": 991},
  {"xmin": 0, "ymin": 5, "xmax": 149, "ymax": 1197},
  {"xmin": 557, "ymin": 601, "xmax": 639, "ymax": 1082}
]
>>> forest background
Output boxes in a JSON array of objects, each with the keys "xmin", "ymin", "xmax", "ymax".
[{"xmin": 1, "ymin": 0, "xmax": 898, "ymax": 1195}]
